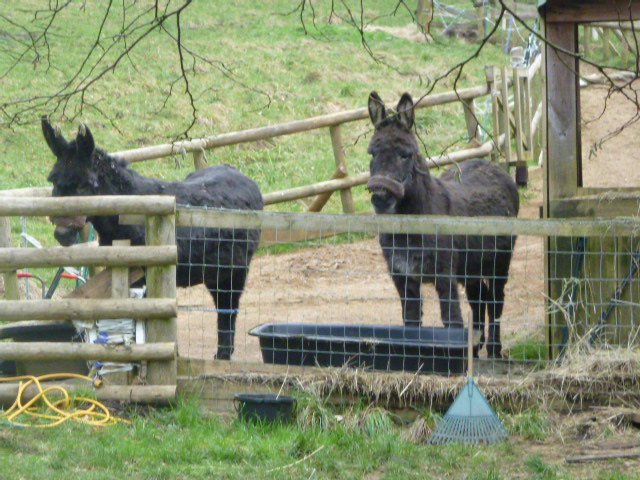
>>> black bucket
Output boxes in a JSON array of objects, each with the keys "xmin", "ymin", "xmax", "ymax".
[{"xmin": 234, "ymin": 393, "xmax": 297, "ymax": 424}]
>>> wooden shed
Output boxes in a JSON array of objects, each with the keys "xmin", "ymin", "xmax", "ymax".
[{"xmin": 540, "ymin": 0, "xmax": 640, "ymax": 356}]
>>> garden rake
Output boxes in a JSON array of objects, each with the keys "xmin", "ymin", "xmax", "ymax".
[{"xmin": 428, "ymin": 317, "xmax": 508, "ymax": 445}]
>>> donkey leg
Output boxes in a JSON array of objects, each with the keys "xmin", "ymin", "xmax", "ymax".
[
  {"xmin": 392, "ymin": 274, "xmax": 423, "ymax": 327},
  {"xmin": 435, "ymin": 276, "xmax": 464, "ymax": 328},
  {"xmin": 486, "ymin": 278, "xmax": 507, "ymax": 359},
  {"xmin": 207, "ymin": 268, "xmax": 246, "ymax": 360}
]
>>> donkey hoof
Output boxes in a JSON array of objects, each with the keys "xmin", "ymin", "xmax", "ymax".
[
  {"xmin": 487, "ymin": 346, "xmax": 502, "ymax": 359},
  {"xmin": 214, "ymin": 349, "xmax": 233, "ymax": 361}
]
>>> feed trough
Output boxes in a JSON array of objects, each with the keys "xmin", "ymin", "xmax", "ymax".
[
  {"xmin": 234, "ymin": 393, "xmax": 297, "ymax": 424},
  {"xmin": 249, "ymin": 323, "xmax": 468, "ymax": 375},
  {"xmin": 0, "ymin": 321, "xmax": 87, "ymax": 376}
]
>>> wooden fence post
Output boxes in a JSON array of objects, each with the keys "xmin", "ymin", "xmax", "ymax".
[
  {"xmin": 499, "ymin": 66, "xmax": 513, "ymax": 172},
  {"xmin": 329, "ymin": 125, "xmax": 356, "ymax": 214},
  {"xmin": 307, "ymin": 167, "xmax": 347, "ymax": 213},
  {"xmin": 193, "ymin": 149, "xmax": 208, "ymax": 170},
  {"xmin": 0, "ymin": 217, "xmax": 20, "ymax": 300},
  {"xmin": 145, "ymin": 212, "xmax": 177, "ymax": 389},
  {"xmin": 485, "ymin": 66, "xmax": 501, "ymax": 165},
  {"xmin": 513, "ymin": 67, "xmax": 528, "ymax": 186},
  {"xmin": 106, "ymin": 239, "xmax": 134, "ymax": 385},
  {"xmin": 461, "ymin": 99, "xmax": 480, "ymax": 146},
  {"xmin": 603, "ymin": 27, "xmax": 612, "ymax": 58},
  {"xmin": 416, "ymin": 0, "xmax": 431, "ymax": 30}
]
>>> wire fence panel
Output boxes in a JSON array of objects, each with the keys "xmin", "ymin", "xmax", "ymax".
[{"xmin": 175, "ymin": 208, "xmax": 640, "ymax": 379}]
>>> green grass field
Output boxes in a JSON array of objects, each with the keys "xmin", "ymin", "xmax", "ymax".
[
  {"xmin": 0, "ymin": 394, "xmax": 637, "ymax": 480},
  {"xmin": 4, "ymin": 3, "xmax": 631, "ymax": 480}
]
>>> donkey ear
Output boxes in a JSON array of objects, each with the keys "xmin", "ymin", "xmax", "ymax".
[
  {"xmin": 76, "ymin": 123, "xmax": 95, "ymax": 158},
  {"xmin": 41, "ymin": 116, "xmax": 68, "ymax": 157},
  {"xmin": 368, "ymin": 91, "xmax": 387, "ymax": 127},
  {"xmin": 396, "ymin": 93, "xmax": 415, "ymax": 130}
]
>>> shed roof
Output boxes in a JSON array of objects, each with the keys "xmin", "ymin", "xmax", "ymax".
[{"xmin": 538, "ymin": 0, "xmax": 640, "ymax": 22}]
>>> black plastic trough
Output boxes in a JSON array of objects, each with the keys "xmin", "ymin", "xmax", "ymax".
[
  {"xmin": 249, "ymin": 323, "xmax": 468, "ymax": 376},
  {"xmin": 0, "ymin": 321, "xmax": 87, "ymax": 377},
  {"xmin": 234, "ymin": 393, "xmax": 297, "ymax": 424}
]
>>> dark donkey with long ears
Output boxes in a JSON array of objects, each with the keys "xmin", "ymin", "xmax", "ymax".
[
  {"xmin": 42, "ymin": 117, "xmax": 264, "ymax": 360},
  {"xmin": 366, "ymin": 92, "xmax": 519, "ymax": 358}
]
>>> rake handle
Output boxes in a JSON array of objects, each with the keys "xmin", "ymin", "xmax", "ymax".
[{"xmin": 467, "ymin": 314, "xmax": 474, "ymax": 378}]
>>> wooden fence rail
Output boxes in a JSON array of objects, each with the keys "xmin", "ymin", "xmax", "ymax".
[{"xmin": 0, "ymin": 196, "xmax": 178, "ymax": 403}]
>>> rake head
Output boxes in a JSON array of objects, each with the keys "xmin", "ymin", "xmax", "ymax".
[{"xmin": 428, "ymin": 377, "xmax": 508, "ymax": 445}]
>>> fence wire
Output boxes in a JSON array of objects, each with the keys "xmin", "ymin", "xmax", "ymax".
[{"xmin": 176, "ymin": 208, "xmax": 640, "ymax": 378}]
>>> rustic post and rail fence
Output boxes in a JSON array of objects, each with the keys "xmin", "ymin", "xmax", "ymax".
[
  {"xmin": 0, "ymin": 196, "xmax": 178, "ymax": 403},
  {"xmin": 0, "ymin": 59, "xmax": 545, "ymax": 402}
]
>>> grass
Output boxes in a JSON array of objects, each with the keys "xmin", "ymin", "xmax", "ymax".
[
  {"xmin": 0, "ymin": 1, "xmax": 513, "ymax": 247},
  {"xmin": 0, "ymin": 394, "xmax": 633, "ymax": 480}
]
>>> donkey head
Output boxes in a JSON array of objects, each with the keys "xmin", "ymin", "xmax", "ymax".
[
  {"xmin": 366, "ymin": 92, "xmax": 421, "ymax": 214},
  {"xmin": 42, "ymin": 117, "xmax": 98, "ymax": 246}
]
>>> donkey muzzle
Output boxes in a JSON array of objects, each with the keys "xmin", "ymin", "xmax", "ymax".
[
  {"xmin": 49, "ymin": 215, "xmax": 87, "ymax": 247},
  {"xmin": 366, "ymin": 175, "xmax": 405, "ymax": 199}
]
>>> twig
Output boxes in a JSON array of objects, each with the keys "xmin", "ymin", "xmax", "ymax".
[
  {"xmin": 565, "ymin": 451, "xmax": 640, "ymax": 463},
  {"xmin": 266, "ymin": 445, "xmax": 326, "ymax": 472}
]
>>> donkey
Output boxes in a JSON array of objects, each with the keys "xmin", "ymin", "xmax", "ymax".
[
  {"xmin": 42, "ymin": 117, "xmax": 264, "ymax": 360},
  {"xmin": 366, "ymin": 92, "xmax": 519, "ymax": 358}
]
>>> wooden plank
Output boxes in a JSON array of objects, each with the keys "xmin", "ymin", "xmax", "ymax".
[
  {"xmin": 550, "ymin": 193, "xmax": 640, "ymax": 218},
  {"xmin": 0, "ymin": 196, "xmax": 175, "ymax": 217},
  {"xmin": 543, "ymin": 1, "xmax": 640, "ymax": 24},
  {"xmin": 65, "ymin": 266, "xmax": 145, "ymax": 299},
  {"xmin": 0, "ymin": 245, "xmax": 176, "ymax": 270},
  {"xmin": 0, "ymin": 298, "xmax": 176, "ymax": 321},
  {"xmin": 0, "ymin": 342, "xmax": 176, "ymax": 361},
  {"xmin": 145, "ymin": 214, "xmax": 178, "ymax": 388}
]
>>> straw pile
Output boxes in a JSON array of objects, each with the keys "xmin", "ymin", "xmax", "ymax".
[{"xmin": 202, "ymin": 348, "xmax": 640, "ymax": 412}]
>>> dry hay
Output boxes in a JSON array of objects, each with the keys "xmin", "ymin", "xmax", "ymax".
[
  {"xmin": 198, "ymin": 348, "xmax": 640, "ymax": 412},
  {"xmin": 362, "ymin": 23, "xmax": 431, "ymax": 44}
]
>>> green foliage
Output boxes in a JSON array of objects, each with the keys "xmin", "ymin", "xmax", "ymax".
[
  {"xmin": 503, "ymin": 407, "xmax": 552, "ymax": 441},
  {"xmin": 508, "ymin": 338, "xmax": 548, "ymax": 365},
  {"xmin": 525, "ymin": 455, "xmax": 558, "ymax": 480}
]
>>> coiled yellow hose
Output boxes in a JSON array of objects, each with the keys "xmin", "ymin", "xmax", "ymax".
[{"xmin": 0, "ymin": 373, "xmax": 130, "ymax": 427}]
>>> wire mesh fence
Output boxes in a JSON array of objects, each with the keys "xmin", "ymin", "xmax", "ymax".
[{"xmin": 176, "ymin": 207, "xmax": 640, "ymax": 378}]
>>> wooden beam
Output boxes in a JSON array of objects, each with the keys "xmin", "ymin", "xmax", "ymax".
[
  {"xmin": 145, "ymin": 214, "xmax": 178, "ymax": 388},
  {"xmin": 113, "ymin": 85, "xmax": 490, "ymax": 163},
  {"xmin": 0, "ymin": 245, "xmax": 176, "ymax": 270},
  {"xmin": 167, "ymin": 208, "xmax": 640, "ymax": 238},
  {"xmin": 0, "ymin": 298, "xmax": 176, "ymax": 322},
  {"xmin": 0, "ymin": 342, "xmax": 176, "ymax": 362},
  {"xmin": 545, "ymin": 22, "xmax": 580, "ymax": 203},
  {"xmin": 550, "ymin": 193, "xmax": 640, "ymax": 218},
  {"xmin": 0, "ymin": 196, "xmax": 175, "ymax": 217},
  {"xmin": 0, "ymin": 383, "xmax": 176, "ymax": 404},
  {"xmin": 543, "ymin": 1, "xmax": 640, "ymax": 24}
]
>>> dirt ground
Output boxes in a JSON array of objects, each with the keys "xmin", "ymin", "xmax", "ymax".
[{"xmin": 177, "ymin": 81, "xmax": 640, "ymax": 365}]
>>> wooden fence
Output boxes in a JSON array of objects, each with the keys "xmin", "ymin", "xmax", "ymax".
[
  {"xmin": 0, "ymin": 56, "xmax": 544, "ymax": 220},
  {"xmin": 581, "ymin": 21, "xmax": 640, "ymax": 71},
  {"xmin": 0, "ymin": 196, "xmax": 178, "ymax": 403}
]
